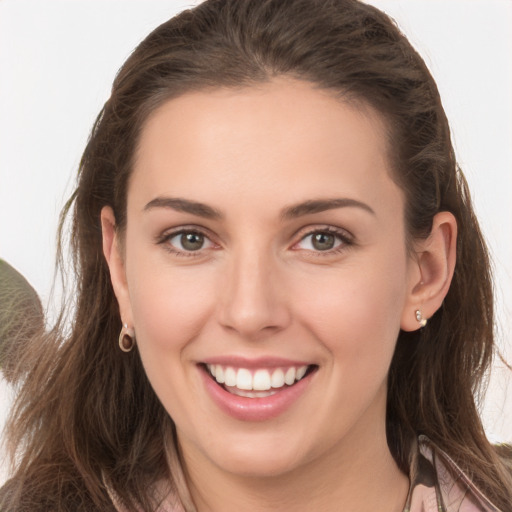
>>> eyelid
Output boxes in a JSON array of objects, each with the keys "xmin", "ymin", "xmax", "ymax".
[
  {"xmin": 156, "ymin": 225, "xmax": 220, "ymax": 257},
  {"xmin": 156, "ymin": 224, "xmax": 354, "ymax": 257},
  {"xmin": 291, "ymin": 225, "xmax": 355, "ymax": 253}
]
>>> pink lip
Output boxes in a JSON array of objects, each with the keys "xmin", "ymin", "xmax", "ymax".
[
  {"xmin": 201, "ymin": 355, "xmax": 312, "ymax": 369},
  {"xmin": 200, "ymin": 364, "xmax": 315, "ymax": 422}
]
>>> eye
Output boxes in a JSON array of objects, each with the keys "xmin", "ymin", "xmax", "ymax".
[
  {"xmin": 295, "ymin": 229, "xmax": 350, "ymax": 252},
  {"xmin": 166, "ymin": 230, "xmax": 215, "ymax": 253}
]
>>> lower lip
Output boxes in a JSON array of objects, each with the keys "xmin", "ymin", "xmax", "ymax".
[{"xmin": 200, "ymin": 366, "xmax": 314, "ymax": 422}]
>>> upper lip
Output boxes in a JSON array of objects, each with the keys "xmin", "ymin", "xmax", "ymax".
[{"xmin": 200, "ymin": 356, "xmax": 314, "ymax": 369}]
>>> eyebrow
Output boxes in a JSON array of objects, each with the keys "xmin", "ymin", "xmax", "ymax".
[
  {"xmin": 143, "ymin": 196, "xmax": 375, "ymax": 220},
  {"xmin": 280, "ymin": 198, "xmax": 375, "ymax": 220},
  {"xmin": 144, "ymin": 197, "xmax": 223, "ymax": 219}
]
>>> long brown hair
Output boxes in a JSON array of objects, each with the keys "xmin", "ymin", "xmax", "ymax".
[{"xmin": 2, "ymin": 0, "xmax": 511, "ymax": 510}]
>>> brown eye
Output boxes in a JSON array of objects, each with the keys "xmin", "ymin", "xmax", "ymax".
[
  {"xmin": 167, "ymin": 231, "xmax": 214, "ymax": 253},
  {"xmin": 295, "ymin": 230, "xmax": 347, "ymax": 253},
  {"xmin": 180, "ymin": 232, "xmax": 204, "ymax": 251},
  {"xmin": 311, "ymin": 232, "xmax": 336, "ymax": 251}
]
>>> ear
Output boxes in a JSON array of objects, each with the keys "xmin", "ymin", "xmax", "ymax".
[
  {"xmin": 101, "ymin": 206, "xmax": 133, "ymax": 326},
  {"xmin": 401, "ymin": 211, "xmax": 457, "ymax": 332}
]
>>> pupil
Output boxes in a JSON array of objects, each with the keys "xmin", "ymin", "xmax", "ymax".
[
  {"xmin": 312, "ymin": 232, "xmax": 335, "ymax": 251},
  {"xmin": 181, "ymin": 233, "xmax": 204, "ymax": 251}
]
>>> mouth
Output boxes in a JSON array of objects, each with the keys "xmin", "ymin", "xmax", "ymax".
[{"xmin": 202, "ymin": 363, "xmax": 318, "ymax": 398}]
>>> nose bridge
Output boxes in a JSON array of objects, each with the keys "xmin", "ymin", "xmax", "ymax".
[{"xmin": 217, "ymin": 243, "xmax": 290, "ymax": 338}]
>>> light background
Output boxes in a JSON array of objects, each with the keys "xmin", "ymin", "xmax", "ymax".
[{"xmin": 1, "ymin": 0, "xmax": 511, "ymax": 482}]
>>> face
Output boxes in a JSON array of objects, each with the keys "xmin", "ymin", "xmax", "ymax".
[{"xmin": 107, "ymin": 79, "xmax": 422, "ymax": 479}]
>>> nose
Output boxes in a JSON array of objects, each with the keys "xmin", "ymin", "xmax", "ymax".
[{"xmin": 217, "ymin": 249, "xmax": 291, "ymax": 340}]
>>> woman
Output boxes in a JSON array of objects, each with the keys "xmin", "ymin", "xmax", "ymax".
[{"xmin": 1, "ymin": 0, "xmax": 511, "ymax": 510}]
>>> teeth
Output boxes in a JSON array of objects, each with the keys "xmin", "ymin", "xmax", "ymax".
[
  {"xmin": 236, "ymin": 368, "xmax": 253, "ymax": 390},
  {"xmin": 253, "ymin": 369, "xmax": 271, "ymax": 391},
  {"xmin": 284, "ymin": 367, "xmax": 296, "ymax": 385},
  {"xmin": 215, "ymin": 365, "xmax": 225, "ymax": 383},
  {"xmin": 206, "ymin": 364, "xmax": 310, "ymax": 392},
  {"xmin": 224, "ymin": 367, "xmax": 237, "ymax": 387},
  {"xmin": 271, "ymin": 368, "xmax": 285, "ymax": 388},
  {"xmin": 296, "ymin": 365, "xmax": 307, "ymax": 380},
  {"xmin": 229, "ymin": 388, "xmax": 278, "ymax": 398}
]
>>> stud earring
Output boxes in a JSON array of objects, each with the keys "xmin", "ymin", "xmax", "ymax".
[
  {"xmin": 119, "ymin": 323, "xmax": 135, "ymax": 352},
  {"xmin": 415, "ymin": 310, "xmax": 427, "ymax": 328}
]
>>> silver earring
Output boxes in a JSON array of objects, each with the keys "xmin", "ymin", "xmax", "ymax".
[
  {"xmin": 415, "ymin": 310, "xmax": 427, "ymax": 328},
  {"xmin": 119, "ymin": 323, "xmax": 135, "ymax": 352}
]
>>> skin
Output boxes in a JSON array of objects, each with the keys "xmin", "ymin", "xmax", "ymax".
[{"xmin": 102, "ymin": 78, "xmax": 456, "ymax": 511}]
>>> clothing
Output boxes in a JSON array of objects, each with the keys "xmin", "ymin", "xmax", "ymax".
[
  {"xmin": 404, "ymin": 435, "xmax": 500, "ymax": 512},
  {"xmin": 107, "ymin": 436, "xmax": 501, "ymax": 512}
]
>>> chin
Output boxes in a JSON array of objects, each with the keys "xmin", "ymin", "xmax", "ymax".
[
  {"xmin": 214, "ymin": 449, "xmax": 307, "ymax": 479},
  {"xmin": 191, "ymin": 427, "xmax": 318, "ymax": 479}
]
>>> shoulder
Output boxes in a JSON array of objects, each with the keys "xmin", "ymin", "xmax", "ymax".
[{"xmin": 405, "ymin": 436, "xmax": 503, "ymax": 512}]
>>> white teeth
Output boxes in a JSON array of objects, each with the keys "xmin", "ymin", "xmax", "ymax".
[
  {"xmin": 236, "ymin": 368, "xmax": 253, "ymax": 390},
  {"xmin": 206, "ymin": 364, "xmax": 311, "ymax": 392},
  {"xmin": 271, "ymin": 368, "xmax": 285, "ymax": 388},
  {"xmin": 215, "ymin": 365, "xmax": 225, "ymax": 384},
  {"xmin": 224, "ymin": 367, "xmax": 237, "ymax": 387},
  {"xmin": 296, "ymin": 365, "xmax": 307, "ymax": 380},
  {"xmin": 253, "ymin": 369, "xmax": 271, "ymax": 391},
  {"xmin": 228, "ymin": 388, "xmax": 278, "ymax": 398},
  {"xmin": 284, "ymin": 367, "xmax": 296, "ymax": 385}
]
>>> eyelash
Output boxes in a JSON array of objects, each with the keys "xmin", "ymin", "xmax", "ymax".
[
  {"xmin": 157, "ymin": 227, "xmax": 217, "ymax": 258},
  {"xmin": 292, "ymin": 226, "xmax": 354, "ymax": 256},
  {"xmin": 157, "ymin": 225, "xmax": 354, "ymax": 258}
]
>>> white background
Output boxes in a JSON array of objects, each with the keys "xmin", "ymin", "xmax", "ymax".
[{"xmin": 1, "ymin": 0, "xmax": 511, "ymax": 482}]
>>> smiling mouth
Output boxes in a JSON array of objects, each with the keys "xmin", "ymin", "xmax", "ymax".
[{"xmin": 203, "ymin": 363, "xmax": 317, "ymax": 398}]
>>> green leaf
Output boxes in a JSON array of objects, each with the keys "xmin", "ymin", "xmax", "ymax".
[{"xmin": 0, "ymin": 259, "xmax": 44, "ymax": 381}]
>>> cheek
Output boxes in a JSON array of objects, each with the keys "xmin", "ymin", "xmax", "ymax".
[
  {"xmin": 123, "ymin": 251, "xmax": 220, "ymax": 419},
  {"xmin": 291, "ymin": 251, "xmax": 408, "ymax": 366},
  {"xmin": 125, "ymin": 250, "xmax": 218, "ymax": 353}
]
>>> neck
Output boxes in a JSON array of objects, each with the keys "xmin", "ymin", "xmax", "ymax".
[{"xmin": 181, "ymin": 422, "xmax": 409, "ymax": 512}]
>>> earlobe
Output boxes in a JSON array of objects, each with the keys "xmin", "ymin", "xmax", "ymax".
[
  {"xmin": 401, "ymin": 211, "xmax": 457, "ymax": 332},
  {"xmin": 100, "ymin": 206, "xmax": 133, "ymax": 325}
]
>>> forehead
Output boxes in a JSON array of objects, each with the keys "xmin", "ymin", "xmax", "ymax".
[{"xmin": 130, "ymin": 78, "xmax": 400, "ymax": 217}]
